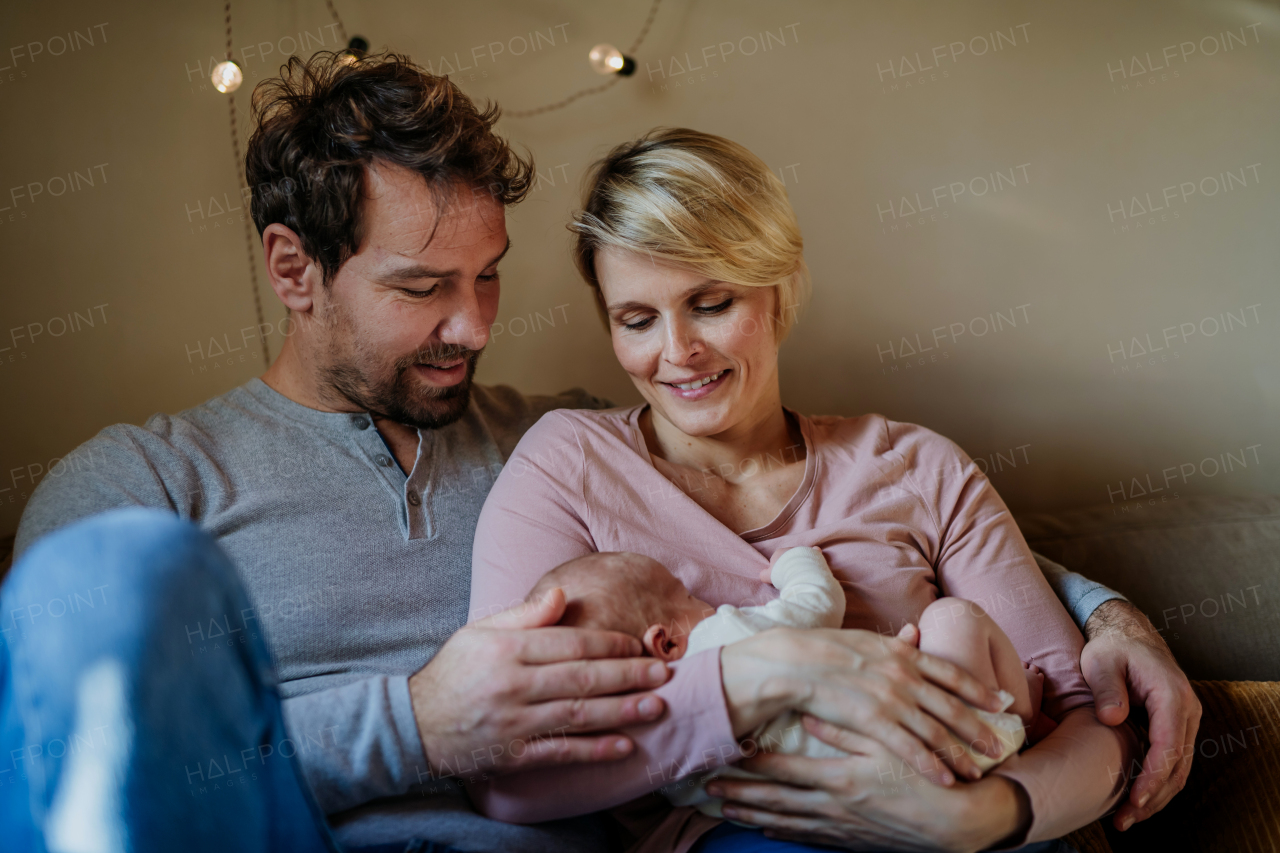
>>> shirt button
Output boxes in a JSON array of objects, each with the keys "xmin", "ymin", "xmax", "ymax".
[
  {"xmin": 352, "ymin": 416, "xmax": 370, "ymax": 430},
  {"xmin": 407, "ymin": 491, "xmax": 421, "ymax": 506},
  {"xmin": 377, "ymin": 454, "xmax": 393, "ymax": 467}
]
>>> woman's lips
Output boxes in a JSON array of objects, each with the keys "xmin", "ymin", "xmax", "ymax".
[{"xmin": 661, "ymin": 369, "xmax": 729, "ymax": 401}]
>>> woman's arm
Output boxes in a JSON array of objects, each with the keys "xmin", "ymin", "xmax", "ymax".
[
  {"xmin": 902, "ymin": 421, "xmax": 1139, "ymax": 838},
  {"xmin": 466, "ymin": 414, "xmax": 1007, "ymax": 823},
  {"xmin": 466, "ymin": 413, "xmax": 742, "ymax": 822},
  {"xmin": 703, "ymin": 423, "xmax": 1140, "ymax": 849}
]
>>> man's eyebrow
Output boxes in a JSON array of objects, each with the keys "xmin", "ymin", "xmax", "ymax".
[
  {"xmin": 376, "ymin": 238, "xmax": 512, "ymax": 284},
  {"xmin": 605, "ymin": 279, "xmax": 725, "ymax": 313}
]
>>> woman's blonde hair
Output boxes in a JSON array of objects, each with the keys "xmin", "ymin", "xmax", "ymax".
[{"xmin": 570, "ymin": 127, "xmax": 809, "ymax": 340}]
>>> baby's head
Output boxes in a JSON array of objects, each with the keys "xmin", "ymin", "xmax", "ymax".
[{"xmin": 528, "ymin": 552, "xmax": 716, "ymax": 662}]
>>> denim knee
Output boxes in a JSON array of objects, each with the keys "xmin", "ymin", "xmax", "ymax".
[{"xmin": 1, "ymin": 508, "xmax": 239, "ymax": 650}]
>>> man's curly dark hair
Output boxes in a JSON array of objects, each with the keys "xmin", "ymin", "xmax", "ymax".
[{"xmin": 245, "ymin": 51, "xmax": 534, "ymax": 284}]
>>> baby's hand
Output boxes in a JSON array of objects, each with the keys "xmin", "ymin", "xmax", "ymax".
[{"xmin": 759, "ymin": 566, "xmax": 773, "ymax": 583}]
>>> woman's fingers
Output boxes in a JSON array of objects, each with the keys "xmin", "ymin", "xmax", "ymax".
[
  {"xmin": 894, "ymin": 701, "xmax": 989, "ymax": 781},
  {"xmin": 911, "ymin": 681, "xmax": 1003, "ymax": 761},
  {"xmin": 800, "ymin": 713, "xmax": 883, "ymax": 755},
  {"xmin": 909, "ymin": 645, "xmax": 1004, "ymax": 713},
  {"xmin": 708, "ymin": 769, "xmax": 844, "ymax": 815}
]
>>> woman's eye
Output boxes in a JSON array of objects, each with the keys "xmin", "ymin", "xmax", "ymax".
[
  {"xmin": 622, "ymin": 316, "xmax": 655, "ymax": 331},
  {"xmin": 695, "ymin": 298, "xmax": 733, "ymax": 315}
]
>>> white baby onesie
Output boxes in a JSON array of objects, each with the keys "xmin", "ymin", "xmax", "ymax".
[
  {"xmin": 662, "ymin": 546, "xmax": 1025, "ymax": 818},
  {"xmin": 662, "ymin": 546, "xmax": 848, "ymax": 817}
]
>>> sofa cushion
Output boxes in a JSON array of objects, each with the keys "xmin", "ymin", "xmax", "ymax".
[
  {"xmin": 1017, "ymin": 495, "xmax": 1280, "ymax": 681},
  {"xmin": 1105, "ymin": 680, "xmax": 1280, "ymax": 853}
]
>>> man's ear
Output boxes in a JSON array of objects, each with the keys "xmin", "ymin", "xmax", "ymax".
[
  {"xmin": 263, "ymin": 223, "xmax": 322, "ymax": 313},
  {"xmin": 642, "ymin": 624, "xmax": 681, "ymax": 662}
]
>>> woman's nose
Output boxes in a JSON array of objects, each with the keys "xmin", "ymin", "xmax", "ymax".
[{"xmin": 662, "ymin": 317, "xmax": 703, "ymax": 364}]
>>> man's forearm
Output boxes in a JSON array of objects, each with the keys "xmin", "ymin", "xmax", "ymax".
[
  {"xmin": 282, "ymin": 675, "xmax": 427, "ymax": 814},
  {"xmin": 1084, "ymin": 598, "xmax": 1159, "ymax": 643},
  {"xmin": 1033, "ymin": 552, "xmax": 1127, "ymax": 631}
]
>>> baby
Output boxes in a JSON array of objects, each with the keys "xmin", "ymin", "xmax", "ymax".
[{"xmin": 528, "ymin": 547, "xmax": 1038, "ymax": 818}]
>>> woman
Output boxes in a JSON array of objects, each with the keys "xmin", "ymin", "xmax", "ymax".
[{"xmin": 466, "ymin": 128, "xmax": 1137, "ymax": 852}]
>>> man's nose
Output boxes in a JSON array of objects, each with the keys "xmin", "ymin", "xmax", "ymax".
[{"xmin": 438, "ymin": 282, "xmax": 491, "ymax": 351}]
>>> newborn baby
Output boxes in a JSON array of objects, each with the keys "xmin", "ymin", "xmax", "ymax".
[{"xmin": 528, "ymin": 548, "xmax": 1037, "ymax": 818}]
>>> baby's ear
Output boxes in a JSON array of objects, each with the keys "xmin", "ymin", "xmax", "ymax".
[{"xmin": 642, "ymin": 624, "xmax": 682, "ymax": 662}]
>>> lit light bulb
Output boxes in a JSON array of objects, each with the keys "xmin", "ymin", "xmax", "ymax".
[
  {"xmin": 339, "ymin": 36, "xmax": 369, "ymax": 65},
  {"xmin": 588, "ymin": 43, "xmax": 635, "ymax": 76},
  {"xmin": 211, "ymin": 60, "xmax": 243, "ymax": 93}
]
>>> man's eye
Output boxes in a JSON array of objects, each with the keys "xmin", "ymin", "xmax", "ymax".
[
  {"xmin": 478, "ymin": 273, "xmax": 500, "ymax": 282},
  {"xmin": 400, "ymin": 286, "xmax": 439, "ymax": 298},
  {"xmin": 623, "ymin": 316, "xmax": 655, "ymax": 331},
  {"xmin": 696, "ymin": 298, "xmax": 732, "ymax": 314}
]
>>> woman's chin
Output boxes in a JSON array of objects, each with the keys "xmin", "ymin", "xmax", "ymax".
[{"xmin": 655, "ymin": 406, "xmax": 736, "ymax": 438}]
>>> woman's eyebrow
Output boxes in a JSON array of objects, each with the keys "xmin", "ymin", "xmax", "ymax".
[{"xmin": 606, "ymin": 280, "xmax": 730, "ymax": 313}]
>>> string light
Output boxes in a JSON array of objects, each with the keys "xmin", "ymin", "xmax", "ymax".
[
  {"xmin": 216, "ymin": 0, "xmax": 270, "ymax": 360},
  {"xmin": 588, "ymin": 44, "xmax": 635, "ymax": 76},
  {"xmin": 339, "ymin": 35, "xmax": 368, "ymax": 64},
  {"xmin": 211, "ymin": 59, "xmax": 243, "ymax": 92},
  {"xmin": 506, "ymin": 0, "xmax": 662, "ymax": 118}
]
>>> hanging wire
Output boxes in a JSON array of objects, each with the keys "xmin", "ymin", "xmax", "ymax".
[
  {"xmin": 324, "ymin": 0, "xmax": 349, "ymax": 45},
  {"xmin": 506, "ymin": 0, "xmax": 663, "ymax": 119},
  {"xmin": 223, "ymin": 0, "xmax": 270, "ymax": 361}
]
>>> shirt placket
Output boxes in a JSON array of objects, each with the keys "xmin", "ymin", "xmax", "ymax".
[
  {"xmin": 347, "ymin": 412, "xmax": 418, "ymax": 540},
  {"xmin": 406, "ymin": 427, "xmax": 436, "ymax": 541}
]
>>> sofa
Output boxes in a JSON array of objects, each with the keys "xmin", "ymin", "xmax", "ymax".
[
  {"xmin": 2, "ymin": 494, "xmax": 1277, "ymax": 851},
  {"xmin": 1016, "ymin": 494, "xmax": 1280, "ymax": 853}
]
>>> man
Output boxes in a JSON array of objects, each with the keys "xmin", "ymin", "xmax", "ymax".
[{"xmin": 1, "ymin": 52, "xmax": 1198, "ymax": 852}]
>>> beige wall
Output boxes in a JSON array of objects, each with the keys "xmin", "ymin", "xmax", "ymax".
[{"xmin": 1, "ymin": 0, "xmax": 1277, "ymax": 538}]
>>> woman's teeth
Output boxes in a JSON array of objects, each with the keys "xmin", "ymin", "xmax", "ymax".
[{"xmin": 673, "ymin": 370, "xmax": 725, "ymax": 391}]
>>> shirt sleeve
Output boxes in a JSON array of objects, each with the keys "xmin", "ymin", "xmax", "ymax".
[
  {"xmin": 749, "ymin": 547, "xmax": 847, "ymax": 630},
  {"xmin": 891, "ymin": 421, "xmax": 1138, "ymax": 842},
  {"xmin": 466, "ymin": 413, "xmax": 739, "ymax": 823},
  {"xmin": 14, "ymin": 424, "xmax": 184, "ymax": 559},
  {"xmin": 1032, "ymin": 551, "xmax": 1128, "ymax": 630},
  {"xmin": 280, "ymin": 674, "xmax": 431, "ymax": 814}
]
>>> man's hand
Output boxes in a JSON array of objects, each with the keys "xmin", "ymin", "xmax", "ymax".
[
  {"xmin": 721, "ymin": 627, "xmax": 1006, "ymax": 786},
  {"xmin": 1081, "ymin": 599, "xmax": 1201, "ymax": 831},
  {"xmin": 407, "ymin": 587, "xmax": 669, "ymax": 778}
]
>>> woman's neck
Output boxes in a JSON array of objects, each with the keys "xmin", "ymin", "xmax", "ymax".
[{"xmin": 643, "ymin": 389, "xmax": 805, "ymax": 481}]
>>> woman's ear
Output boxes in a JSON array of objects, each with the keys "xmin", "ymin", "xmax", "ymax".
[
  {"xmin": 642, "ymin": 624, "xmax": 682, "ymax": 662},
  {"xmin": 263, "ymin": 223, "xmax": 322, "ymax": 313}
]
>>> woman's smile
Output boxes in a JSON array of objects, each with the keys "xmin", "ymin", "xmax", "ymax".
[{"xmin": 661, "ymin": 368, "xmax": 731, "ymax": 400}]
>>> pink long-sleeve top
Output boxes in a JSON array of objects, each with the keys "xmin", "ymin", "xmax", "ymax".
[{"xmin": 467, "ymin": 406, "xmax": 1136, "ymax": 851}]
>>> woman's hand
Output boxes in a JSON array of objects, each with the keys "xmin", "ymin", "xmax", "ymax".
[
  {"xmin": 705, "ymin": 716, "xmax": 1030, "ymax": 852},
  {"xmin": 720, "ymin": 627, "xmax": 1006, "ymax": 786}
]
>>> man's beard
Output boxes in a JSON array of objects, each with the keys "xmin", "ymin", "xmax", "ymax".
[{"xmin": 322, "ymin": 342, "xmax": 484, "ymax": 431}]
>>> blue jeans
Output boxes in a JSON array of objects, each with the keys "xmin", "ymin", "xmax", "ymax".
[
  {"xmin": 0, "ymin": 509, "xmax": 457, "ymax": 853},
  {"xmin": 689, "ymin": 811, "xmax": 1080, "ymax": 852}
]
